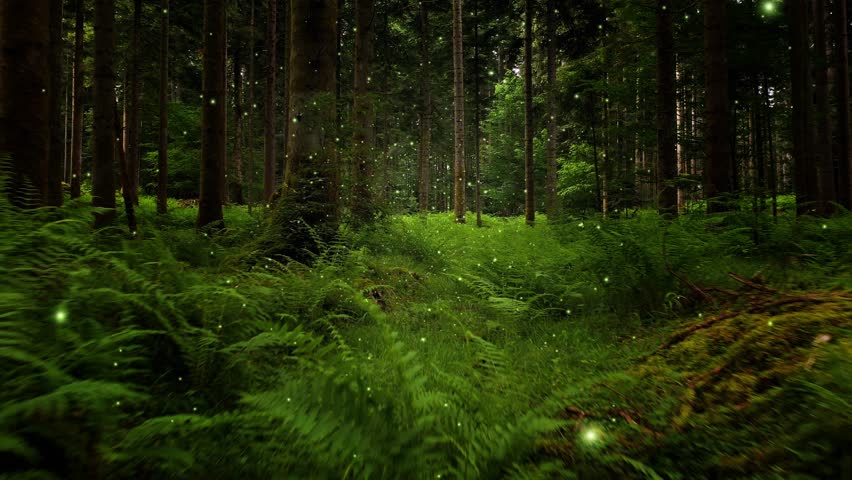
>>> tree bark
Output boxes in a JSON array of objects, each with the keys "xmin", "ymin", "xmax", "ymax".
[
  {"xmin": 812, "ymin": 0, "xmax": 834, "ymax": 213},
  {"xmin": 832, "ymin": 0, "xmax": 850, "ymax": 209},
  {"xmin": 703, "ymin": 0, "xmax": 733, "ymax": 212},
  {"xmin": 47, "ymin": 0, "xmax": 64, "ymax": 207},
  {"xmin": 263, "ymin": 0, "xmax": 277, "ymax": 203},
  {"xmin": 452, "ymin": 0, "xmax": 466, "ymax": 223},
  {"xmin": 523, "ymin": 0, "xmax": 535, "ymax": 225},
  {"xmin": 127, "ymin": 0, "xmax": 141, "ymax": 205},
  {"xmin": 247, "ymin": 0, "xmax": 256, "ymax": 211},
  {"xmin": 788, "ymin": 0, "xmax": 817, "ymax": 214},
  {"xmin": 656, "ymin": 0, "xmax": 677, "ymax": 216},
  {"xmin": 70, "ymin": 0, "xmax": 85, "ymax": 199},
  {"xmin": 197, "ymin": 0, "xmax": 227, "ymax": 229},
  {"xmin": 93, "ymin": 0, "xmax": 117, "ymax": 224},
  {"xmin": 231, "ymin": 48, "xmax": 245, "ymax": 205},
  {"xmin": 0, "ymin": 0, "xmax": 50, "ymax": 207},
  {"xmin": 281, "ymin": 0, "xmax": 290, "ymax": 198},
  {"xmin": 157, "ymin": 0, "xmax": 169, "ymax": 213},
  {"xmin": 351, "ymin": 0, "xmax": 375, "ymax": 224},
  {"xmin": 474, "ymin": 0, "xmax": 483, "ymax": 227},
  {"xmin": 545, "ymin": 0, "xmax": 558, "ymax": 219},
  {"xmin": 417, "ymin": 1, "xmax": 431, "ymax": 213}
]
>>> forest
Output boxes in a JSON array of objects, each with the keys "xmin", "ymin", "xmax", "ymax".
[{"xmin": 0, "ymin": 0, "xmax": 850, "ymax": 478}]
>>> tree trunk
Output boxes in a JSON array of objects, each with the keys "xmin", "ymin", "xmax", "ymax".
[
  {"xmin": 0, "ymin": 0, "xmax": 50, "ymax": 207},
  {"xmin": 788, "ymin": 0, "xmax": 817, "ymax": 214},
  {"xmin": 47, "ymin": 0, "xmax": 64, "ymax": 207},
  {"xmin": 92, "ymin": 0, "xmax": 116, "ymax": 224},
  {"xmin": 157, "ymin": 0, "xmax": 169, "ymax": 213},
  {"xmin": 127, "ymin": 0, "xmax": 141, "ymax": 205},
  {"xmin": 352, "ymin": 0, "xmax": 375, "ymax": 224},
  {"xmin": 676, "ymin": 62, "xmax": 685, "ymax": 211},
  {"xmin": 545, "ymin": 0, "xmax": 558, "ymax": 219},
  {"xmin": 452, "ymin": 0, "xmax": 466, "ymax": 223},
  {"xmin": 197, "ymin": 0, "xmax": 227, "ymax": 229},
  {"xmin": 281, "ymin": 0, "xmax": 290, "ymax": 198},
  {"xmin": 812, "ymin": 0, "xmax": 834, "ymax": 213},
  {"xmin": 247, "ymin": 0, "xmax": 256, "ymax": 211},
  {"xmin": 474, "ymin": 0, "xmax": 483, "ymax": 227},
  {"xmin": 262, "ymin": 0, "xmax": 277, "ymax": 203},
  {"xmin": 275, "ymin": 0, "xmax": 338, "ymax": 256},
  {"xmin": 656, "ymin": 0, "xmax": 677, "ymax": 216},
  {"xmin": 417, "ymin": 1, "xmax": 431, "ymax": 213},
  {"xmin": 523, "ymin": 0, "xmax": 535, "ymax": 226},
  {"xmin": 231, "ymin": 49, "xmax": 245, "ymax": 205},
  {"xmin": 115, "ymin": 98, "xmax": 137, "ymax": 233},
  {"xmin": 832, "ymin": 0, "xmax": 850, "ymax": 209},
  {"xmin": 703, "ymin": 0, "xmax": 733, "ymax": 212},
  {"xmin": 70, "ymin": 0, "xmax": 85, "ymax": 199}
]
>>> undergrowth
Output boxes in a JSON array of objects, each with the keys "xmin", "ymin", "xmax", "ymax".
[{"xmin": 0, "ymin": 188, "xmax": 849, "ymax": 479}]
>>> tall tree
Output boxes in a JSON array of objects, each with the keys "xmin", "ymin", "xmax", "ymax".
[
  {"xmin": 417, "ymin": 0, "xmax": 431, "ymax": 213},
  {"xmin": 47, "ymin": 0, "xmax": 64, "ymax": 206},
  {"xmin": 0, "ymin": 0, "xmax": 49, "ymax": 206},
  {"xmin": 197, "ymin": 0, "xmax": 227, "ymax": 229},
  {"xmin": 787, "ymin": 0, "xmax": 816, "ymax": 214},
  {"xmin": 703, "ymin": 0, "xmax": 732, "ymax": 212},
  {"xmin": 92, "ymin": 0, "xmax": 117, "ymax": 224},
  {"xmin": 523, "ymin": 0, "xmax": 534, "ymax": 225},
  {"xmin": 263, "ymin": 0, "xmax": 277, "ymax": 202},
  {"xmin": 127, "ymin": 0, "xmax": 141, "ymax": 204},
  {"xmin": 247, "ymin": 0, "xmax": 256, "ymax": 211},
  {"xmin": 474, "ymin": 0, "xmax": 482, "ymax": 227},
  {"xmin": 545, "ymin": 0, "xmax": 558, "ymax": 218},
  {"xmin": 70, "ymin": 0, "xmax": 85, "ymax": 199},
  {"xmin": 281, "ymin": 0, "xmax": 290, "ymax": 197},
  {"xmin": 232, "ymin": 47, "xmax": 245, "ymax": 204},
  {"xmin": 157, "ymin": 0, "xmax": 169, "ymax": 213},
  {"xmin": 812, "ymin": 0, "xmax": 834, "ymax": 213},
  {"xmin": 351, "ymin": 0, "xmax": 375, "ymax": 224},
  {"xmin": 656, "ymin": 0, "xmax": 677, "ymax": 215},
  {"xmin": 452, "ymin": 0, "xmax": 466, "ymax": 223},
  {"xmin": 276, "ymin": 0, "xmax": 338, "ymax": 254},
  {"xmin": 834, "ymin": 0, "xmax": 850, "ymax": 208}
]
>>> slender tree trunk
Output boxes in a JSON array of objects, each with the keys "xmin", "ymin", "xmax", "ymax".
[
  {"xmin": 474, "ymin": 0, "xmax": 483, "ymax": 226},
  {"xmin": 114, "ymin": 98, "xmax": 136, "ymax": 232},
  {"xmin": 417, "ymin": 1, "xmax": 431, "ymax": 213},
  {"xmin": 127, "ymin": 0, "xmax": 141, "ymax": 205},
  {"xmin": 832, "ymin": 0, "xmax": 850, "ymax": 209},
  {"xmin": 70, "ymin": 0, "xmax": 85, "ymax": 199},
  {"xmin": 281, "ymin": 0, "xmax": 290, "ymax": 197},
  {"xmin": 263, "ymin": 0, "xmax": 277, "ymax": 202},
  {"xmin": 452, "ymin": 0, "xmax": 466, "ymax": 223},
  {"xmin": 0, "ymin": 0, "xmax": 50, "ymax": 207},
  {"xmin": 197, "ymin": 0, "xmax": 226, "ymax": 229},
  {"xmin": 47, "ymin": 0, "xmax": 64, "ymax": 206},
  {"xmin": 247, "ymin": 0, "xmax": 256, "ymax": 212},
  {"xmin": 703, "ymin": 0, "xmax": 733, "ymax": 212},
  {"xmin": 812, "ymin": 0, "xmax": 834, "ymax": 213},
  {"xmin": 232, "ymin": 50, "xmax": 245, "ymax": 204},
  {"xmin": 788, "ymin": 0, "xmax": 817, "ymax": 214},
  {"xmin": 764, "ymin": 75, "xmax": 778, "ymax": 219},
  {"xmin": 545, "ymin": 0, "xmax": 558, "ymax": 218},
  {"xmin": 157, "ymin": 0, "xmax": 169, "ymax": 213},
  {"xmin": 352, "ymin": 0, "xmax": 375, "ymax": 223},
  {"xmin": 523, "ymin": 0, "xmax": 534, "ymax": 225},
  {"xmin": 676, "ymin": 63, "xmax": 685, "ymax": 211},
  {"xmin": 92, "ymin": 0, "xmax": 117, "ymax": 224},
  {"xmin": 656, "ymin": 0, "xmax": 677, "ymax": 215}
]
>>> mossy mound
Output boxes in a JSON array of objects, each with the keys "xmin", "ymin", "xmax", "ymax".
[{"xmin": 551, "ymin": 293, "xmax": 852, "ymax": 479}]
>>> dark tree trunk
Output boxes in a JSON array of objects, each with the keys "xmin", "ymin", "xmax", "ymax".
[
  {"xmin": 417, "ymin": 1, "xmax": 431, "ymax": 213},
  {"xmin": 47, "ymin": 0, "xmax": 64, "ymax": 207},
  {"xmin": 0, "ymin": 0, "xmax": 50, "ymax": 207},
  {"xmin": 70, "ymin": 0, "xmax": 85, "ymax": 199},
  {"xmin": 114, "ymin": 99, "xmax": 137, "ymax": 233},
  {"xmin": 812, "ymin": 0, "xmax": 834, "ymax": 213},
  {"xmin": 231, "ymin": 48, "xmax": 245, "ymax": 205},
  {"xmin": 263, "ymin": 0, "xmax": 277, "ymax": 202},
  {"xmin": 474, "ymin": 0, "xmax": 483, "ymax": 227},
  {"xmin": 247, "ymin": 0, "xmax": 256, "ymax": 211},
  {"xmin": 351, "ymin": 0, "xmax": 375, "ymax": 224},
  {"xmin": 452, "ymin": 0, "xmax": 466, "ymax": 223},
  {"xmin": 788, "ymin": 0, "xmax": 817, "ymax": 214},
  {"xmin": 656, "ymin": 0, "xmax": 677, "ymax": 215},
  {"xmin": 157, "ymin": 0, "xmax": 169, "ymax": 213},
  {"xmin": 281, "ymin": 0, "xmax": 290, "ymax": 198},
  {"xmin": 197, "ymin": 0, "xmax": 227, "ymax": 229},
  {"xmin": 275, "ymin": 0, "xmax": 338, "ymax": 256},
  {"xmin": 703, "ymin": 0, "xmax": 733, "ymax": 212},
  {"xmin": 127, "ymin": 0, "xmax": 141, "ymax": 205},
  {"xmin": 523, "ymin": 0, "xmax": 535, "ymax": 225},
  {"xmin": 832, "ymin": 0, "xmax": 850, "ymax": 209},
  {"xmin": 545, "ymin": 0, "xmax": 558, "ymax": 219},
  {"xmin": 93, "ymin": 0, "xmax": 117, "ymax": 224}
]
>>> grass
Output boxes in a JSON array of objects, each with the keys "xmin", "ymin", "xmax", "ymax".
[{"xmin": 1, "ymin": 192, "xmax": 850, "ymax": 479}]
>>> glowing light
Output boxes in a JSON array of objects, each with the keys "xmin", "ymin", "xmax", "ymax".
[
  {"xmin": 54, "ymin": 306, "xmax": 68, "ymax": 324},
  {"xmin": 762, "ymin": 1, "xmax": 776, "ymax": 13},
  {"xmin": 581, "ymin": 426, "xmax": 603, "ymax": 444}
]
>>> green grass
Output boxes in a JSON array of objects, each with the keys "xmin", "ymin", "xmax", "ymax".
[{"xmin": 1, "ymin": 193, "xmax": 850, "ymax": 479}]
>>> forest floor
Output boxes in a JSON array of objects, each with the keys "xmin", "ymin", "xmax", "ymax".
[{"xmin": 2, "ymin": 195, "xmax": 851, "ymax": 479}]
